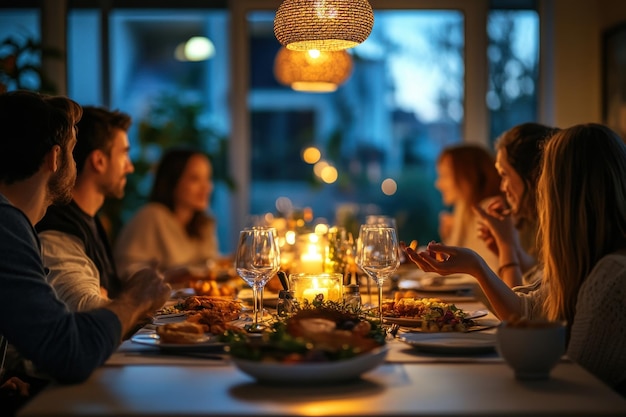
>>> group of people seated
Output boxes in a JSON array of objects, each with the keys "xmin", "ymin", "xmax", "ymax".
[
  {"xmin": 36, "ymin": 100, "xmax": 221, "ymax": 314},
  {"xmin": 422, "ymin": 122, "xmax": 626, "ymax": 395},
  {"xmin": 434, "ymin": 123, "xmax": 560, "ymax": 288},
  {"xmin": 0, "ymin": 91, "xmax": 220, "ymax": 415},
  {"xmin": 0, "ymin": 89, "xmax": 624, "ymax": 415}
]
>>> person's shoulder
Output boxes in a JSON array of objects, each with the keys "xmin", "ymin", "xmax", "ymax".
[
  {"xmin": 0, "ymin": 199, "xmax": 32, "ymax": 228},
  {"xmin": 134, "ymin": 202, "xmax": 171, "ymax": 218},
  {"xmin": 587, "ymin": 250, "xmax": 626, "ymax": 283},
  {"xmin": 0, "ymin": 198, "xmax": 39, "ymax": 249},
  {"xmin": 121, "ymin": 203, "xmax": 173, "ymax": 232},
  {"xmin": 39, "ymin": 229, "xmax": 84, "ymax": 249},
  {"xmin": 596, "ymin": 250, "xmax": 626, "ymax": 268}
]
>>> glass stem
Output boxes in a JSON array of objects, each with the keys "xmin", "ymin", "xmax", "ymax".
[
  {"xmin": 252, "ymin": 284, "xmax": 260, "ymax": 325},
  {"xmin": 258, "ymin": 284, "xmax": 265, "ymax": 323},
  {"xmin": 377, "ymin": 280, "xmax": 384, "ymax": 323}
]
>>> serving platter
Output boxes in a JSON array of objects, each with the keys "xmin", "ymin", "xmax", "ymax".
[
  {"xmin": 232, "ymin": 346, "xmax": 389, "ymax": 384},
  {"xmin": 383, "ymin": 309, "xmax": 489, "ymax": 329},
  {"xmin": 131, "ymin": 333, "xmax": 225, "ymax": 351}
]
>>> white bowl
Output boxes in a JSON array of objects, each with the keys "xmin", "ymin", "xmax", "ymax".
[
  {"xmin": 232, "ymin": 346, "xmax": 389, "ymax": 384},
  {"xmin": 496, "ymin": 320, "xmax": 566, "ymax": 380}
]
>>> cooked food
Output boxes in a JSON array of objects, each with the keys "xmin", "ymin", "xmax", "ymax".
[
  {"xmin": 225, "ymin": 303, "xmax": 387, "ymax": 363},
  {"xmin": 155, "ymin": 296, "xmax": 243, "ymax": 335},
  {"xmin": 191, "ymin": 279, "xmax": 237, "ymax": 297},
  {"xmin": 382, "ymin": 297, "xmax": 472, "ymax": 332},
  {"xmin": 187, "ymin": 311, "xmax": 245, "ymax": 335},
  {"xmin": 165, "ymin": 295, "xmax": 243, "ymax": 335},
  {"xmin": 181, "ymin": 295, "xmax": 242, "ymax": 320},
  {"xmin": 156, "ymin": 322, "xmax": 209, "ymax": 344}
]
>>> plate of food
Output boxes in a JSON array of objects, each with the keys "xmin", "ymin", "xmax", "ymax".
[
  {"xmin": 156, "ymin": 295, "xmax": 242, "ymax": 318},
  {"xmin": 131, "ymin": 322, "xmax": 226, "ymax": 351},
  {"xmin": 237, "ymin": 289, "xmax": 280, "ymax": 308},
  {"xmin": 382, "ymin": 298, "xmax": 490, "ymax": 331},
  {"xmin": 232, "ymin": 346, "xmax": 388, "ymax": 384},
  {"xmin": 399, "ymin": 332, "xmax": 497, "ymax": 354},
  {"xmin": 225, "ymin": 303, "xmax": 388, "ymax": 384}
]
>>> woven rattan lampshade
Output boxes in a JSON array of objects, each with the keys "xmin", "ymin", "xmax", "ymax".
[
  {"xmin": 274, "ymin": 0, "xmax": 374, "ymax": 51},
  {"xmin": 274, "ymin": 47, "xmax": 353, "ymax": 92}
]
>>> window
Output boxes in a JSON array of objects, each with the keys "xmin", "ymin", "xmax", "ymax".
[
  {"xmin": 487, "ymin": 9, "xmax": 539, "ymax": 142},
  {"xmin": 0, "ymin": 9, "xmax": 41, "ymax": 92},
  {"xmin": 1, "ymin": 1, "xmax": 540, "ymax": 252},
  {"xmin": 246, "ymin": 10, "xmax": 465, "ymax": 244}
]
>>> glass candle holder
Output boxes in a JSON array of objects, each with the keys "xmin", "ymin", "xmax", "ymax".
[{"xmin": 288, "ymin": 273, "xmax": 343, "ymax": 305}]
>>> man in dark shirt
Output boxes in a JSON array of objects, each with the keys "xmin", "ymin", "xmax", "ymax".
[
  {"xmin": 36, "ymin": 106, "xmax": 134, "ymax": 311},
  {"xmin": 0, "ymin": 91, "xmax": 169, "ymax": 412}
]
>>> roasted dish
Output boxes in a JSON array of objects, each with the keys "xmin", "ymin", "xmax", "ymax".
[
  {"xmin": 224, "ymin": 302, "xmax": 387, "ymax": 362},
  {"xmin": 382, "ymin": 297, "xmax": 474, "ymax": 332},
  {"xmin": 156, "ymin": 322, "xmax": 209, "ymax": 344},
  {"xmin": 156, "ymin": 296, "xmax": 244, "ymax": 336}
]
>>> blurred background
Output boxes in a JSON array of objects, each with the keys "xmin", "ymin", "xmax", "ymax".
[{"xmin": 1, "ymin": 0, "xmax": 623, "ymax": 253}]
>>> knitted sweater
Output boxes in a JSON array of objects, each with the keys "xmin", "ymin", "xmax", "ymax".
[{"xmin": 517, "ymin": 251, "xmax": 626, "ymax": 390}]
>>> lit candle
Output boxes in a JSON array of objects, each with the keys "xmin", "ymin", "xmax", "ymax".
[
  {"xmin": 303, "ymin": 287, "xmax": 328, "ymax": 303},
  {"xmin": 299, "ymin": 243, "xmax": 324, "ymax": 273}
]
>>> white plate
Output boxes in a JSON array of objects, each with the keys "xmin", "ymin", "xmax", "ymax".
[
  {"xmin": 237, "ymin": 289, "xmax": 279, "ymax": 308},
  {"xmin": 383, "ymin": 310, "xmax": 489, "ymax": 329},
  {"xmin": 153, "ymin": 312, "xmax": 187, "ymax": 320},
  {"xmin": 400, "ymin": 332, "xmax": 496, "ymax": 354},
  {"xmin": 131, "ymin": 333, "xmax": 225, "ymax": 351},
  {"xmin": 232, "ymin": 346, "xmax": 389, "ymax": 384}
]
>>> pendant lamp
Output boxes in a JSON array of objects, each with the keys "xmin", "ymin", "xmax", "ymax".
[
  {"xmin": 274, "ymin": 0, "xmax": 374, "ymax": 51},
  {"xmin": 274, "ymin": 47, "xmax": 353, "ymax": 93}
]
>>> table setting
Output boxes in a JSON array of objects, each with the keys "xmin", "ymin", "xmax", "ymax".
[
  {"xmin": 108, "ymin": 223, "xmax": 515, "ymax": 371},
  {"xmin": 17, "ymin": 222, "xmax": 626, "ymax": 416}
]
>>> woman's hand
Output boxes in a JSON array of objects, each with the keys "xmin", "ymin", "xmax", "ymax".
[
  {"xmin": 403, "ymin": 240, "xmax": 524, "ymax": 319},
  {"xmin": 1, "ymin": 376, "xmax": 30, "ymax": 397},
  {"xmin": 403, "ymin": 241, "xmax": 485, "ymax": 278},
  {"xmin": 474, "ymin": 198, "xmax": 517, "ymax": 254}
]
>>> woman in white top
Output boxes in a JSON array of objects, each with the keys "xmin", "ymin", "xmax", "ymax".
[
  {"xmin": 115, "ymin": 148, "xmax": 219, "ymax": 282},
  {"xmin": 405, "ymin": 123, "xmax": 626, "ymax": 395},
  {"xmin": 435, "ymin": 144, "xmax": 502, "ymax": 274}
]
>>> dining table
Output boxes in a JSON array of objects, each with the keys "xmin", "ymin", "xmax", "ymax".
[{"xmin": 17, "ymin": 278, "xmax": 626, "ymax": 417}]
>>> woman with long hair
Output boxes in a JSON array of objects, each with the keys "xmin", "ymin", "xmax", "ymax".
[
  {"xmin": 404, "ymin": 123, "xmax": 626, "ymax": 395},
  {"xmin": 476, "ymin": 122, "xmax": 560, "ymax": 286},
  {"xmin": 435, "ymin": 144, "xmax": 502, "ymax": 272},
  {"xmin": 114, "ymin": 148, "xmax": 219, "ymax": 281}
]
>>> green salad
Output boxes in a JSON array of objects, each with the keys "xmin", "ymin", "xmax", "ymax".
[{"xmin": 222, "ymin": 301, "xmax": 387, "ymax": 363}]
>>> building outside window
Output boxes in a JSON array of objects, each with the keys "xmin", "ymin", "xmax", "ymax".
[{"xmin": 0, "ymin": 2, "xmax": 538, "ymax": 252}]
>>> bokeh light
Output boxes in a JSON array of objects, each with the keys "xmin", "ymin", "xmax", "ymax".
[
  {"xmin": 381, "ymin": 178, "xmax": 397, "ymax": 195},
  {"xmin": 302, "ymin": 147, "xmax": 321, "ymax": 164},
  {"xmin": 320, "ymin": 165, "xmax": 338, "ymax": 183}
]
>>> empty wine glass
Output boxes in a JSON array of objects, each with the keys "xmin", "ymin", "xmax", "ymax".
[
  {"xmin": 326, "ymin": 226, "xmax": 355, "ymax": 282},
  {"xmin": 365, "ymin": 215, "xmax": 397, "ymax": 230},
  {"xmin": 357, "ymin": 225, "xmax": 400, "ymax": 322},
  {"xmin": 235, "ymin": 226, "xmax": 280, "ymax": 331}
]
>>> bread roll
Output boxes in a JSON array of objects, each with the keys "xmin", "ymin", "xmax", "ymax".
[{"xmin": 156, "ymin": 321, "xmax": 209, "ymax": 344}]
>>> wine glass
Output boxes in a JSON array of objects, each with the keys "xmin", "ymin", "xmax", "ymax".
[
  {"xmin": 357, "ymin": 225, "xmax": 400, "ymax": 323},
  {"xmin": 326, "ymin": 226, "xmax": 355, "ymax": 282},
  {"xmin": 235, "ymin": 226, "xmax": 280, "ymax": 331},
  {"xmin": 365, "ymin": 215, "xmax": 397, "ymax": 230}
]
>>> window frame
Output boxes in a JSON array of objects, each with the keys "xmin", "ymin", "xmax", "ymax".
[{"xmin": 229, "ymin": 0, "xmax": 489, "ymax": 235}]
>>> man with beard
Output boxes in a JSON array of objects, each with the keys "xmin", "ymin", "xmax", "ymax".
[
  {"xmin": 0, "ymin": 91, "xmax": 169, "ymax": 413},
  {"xmin": 36, "ymin": 106, "xmax": 135, "ymax": 311}
]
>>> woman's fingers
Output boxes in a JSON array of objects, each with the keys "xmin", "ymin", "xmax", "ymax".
[{"xmin": 2, "ymin": 377, "xmax": 30, "ymax": 397}]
